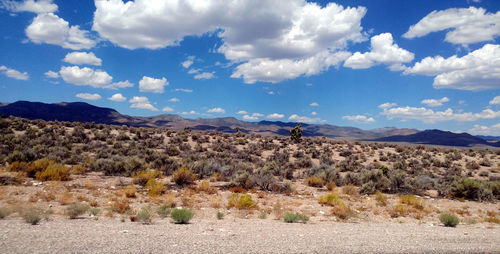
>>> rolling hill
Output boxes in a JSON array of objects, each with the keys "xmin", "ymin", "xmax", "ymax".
[{"xmin": 2, "ymin": 101, "xmax": 497, "ymax": 147}]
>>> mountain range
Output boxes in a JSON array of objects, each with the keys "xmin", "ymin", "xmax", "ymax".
[{"xmin": 0, "ymin": 101, "xmax": 498, "ymax": 147}]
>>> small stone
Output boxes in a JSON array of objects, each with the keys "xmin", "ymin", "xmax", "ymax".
[
  {"xmin": 120, "ymin": 230, "xmax": 129, "ymax": 233},
  {"xmin": 319, "ymin": 210, "xmax": 325, "ymax": 215}
]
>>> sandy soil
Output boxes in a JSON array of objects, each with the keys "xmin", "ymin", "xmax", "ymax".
[{"xmin": 0, "ymin": 218, "xmax": 499, "ymax": 253}]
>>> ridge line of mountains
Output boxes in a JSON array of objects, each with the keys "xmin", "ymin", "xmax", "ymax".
[{"xmin": 1, "ymin": 101, "xmax": 499, "ymax": 148}]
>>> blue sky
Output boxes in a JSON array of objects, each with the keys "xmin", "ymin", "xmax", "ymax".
[{"xmin": 1, "ymin": 0, "xmax": 500, "ymax": 135}]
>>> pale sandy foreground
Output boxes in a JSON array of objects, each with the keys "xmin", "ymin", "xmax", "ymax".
[{"xmin": 1, "ymin": 218, "xmax": 499, "ymax": 253}]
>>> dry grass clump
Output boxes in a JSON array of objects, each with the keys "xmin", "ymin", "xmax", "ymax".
[
  {"xmin": 342, "ymin": 184, "xmax": 359, "ymax": 197},
  {"xmin": 66, "ymin": 202, "xmax": 89, "ymax": 219},
  {"xmin": 123, "ymin": 185, "xmax": 136, "ymax": 198},
  {"xmin": 197, "ymin": 180, "xmax": 217, "ymax": 194},
  {"xmin": 399, "ymin": 195, "xmax": 424, "ymax": 210},
  {"xmin": 306, "ymin": 176, "xmax": 324, "ymax": 187},
  {"xmin": 0, "ymin": 206, "xmax": 11, "ymax": 219},
  {"xmin": 390, "ymin": 195, "xmax": 426, "ymax": 218},
  {"xmin": 318, "ymin": 193, "xmax": 344, "ymax": 207},
  {"xmin": 70, "ymin": 164, "xmax": 87, "ymax": 174},
  {"xmin": 229, "ymin": 186, "xmax": 247, "ymax": 193},
  {"xmin": 8, "ymin": 158, "xmax": 71, "ymax": 181},
  {"xmin": 331, "ymin": 204, "xmax": 355, "ymax": 220},
  {"xmin": 145, "ymin": 179, "xmax": 165, "ymax": 196},
  {"xmin": 133, "ymin": 170, "xmax": 161, "ymax": 186},
  {"xmin": 227, "ymin": 193, "xmax": 257, "ymax": 209},
  {"xmin": 375, "ymin": 191, "xmax": 388, "ymax": 206},
  {"xmin": 35, "ymin": 164, "xmax": 71, "ymax": 181},
  {"xmin": 110, "ymin": 197, "xmax": 130, "ymax": 214},
  {"xmin": 173, "ymin": 168, "xmax": 197, "ymax": 186},
  {"xmin": 325, "ymin": 181, "xmax": 336, "ymax": 191},
  {"xmin": 318, "ymin": 193, "xmax": 355, "ymax": 220}
]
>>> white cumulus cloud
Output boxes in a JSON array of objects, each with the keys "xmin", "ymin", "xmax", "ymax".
[
  {"xmin": 175, "ymin": 88, "xmax": 192, "ymax": 93},
  {"xmin": 342, "ymin": 115, "xmax": 375, "ymax": 123},
  {"xmin": 468, "ymin": 123, "xmax": 500, "ymax": 136},
  {"xmin": 139, "ymin": 76, "xmax": 168, "ymax": 93},
  {"xmin": 63, "ymin": 52, "xmax": 102, "ymax": 66},
  {"xmin": 92, "ymin": 0, "xmax": 367, "ymax": 83},
  {"xmin": 129, "ymin": 96, "xmax": 158, "ymax": 111},
  {"xmin": 76, "ymin": 93, "xmax": 101, "ymax": 101},
  {"xmin": 232, "ymin": 51, "xmax": 351, "ymax": 84},
  {"xmin": 59, "ymin": 66, "xmax": 132, "ymax": 89},
  {"xmin": 26, "ymin": 13, "xmax": 95, "ymax": 50},
  {"xmin": 404, "ymin": 44, "xmax": 500, "ymax": 91},
  {"xmin": 266, "ymin": 113, "xmax": 284, "ymax": 119},
  {"xmin": 207, "ymin": 107, "xmax": 225, "ymax": 114},
  {"xmin": 168, "ymin": 98, "xmax": 179, "ymax": 102},
  {"xmin": 237, "ymin": 110, "xmax": 248, "ymax": 115},
  {"xmin": 194, "ymin": 72, "xmax": 214, "ymax": 80},
  {"xmin": 378, "ymin": 102, "xmax": 397, "ymax": 110},
  {"xmin": 243, "ymin": 115, "xmax": 258, "ymax": 120},
  {"xmin": 108, "ymin": 93, "xmax": 126, "ymax": 102},
  {"xmin": 44, "ymin": 70, "xmax": 59, "ymax": 78},
  {"xmin": 381, "ymin": 106, "xmax": 500, "ymax": 123},
  {"xmin": 403, "ymin": 7, "xmax": 500, "ymax": 45},
  {"xmin": 1, "ymin": 0, "xmax": 57, "ymax": 13},
  {"xmin": 0, "ymin": 65, "xmax": 29, "ymax": 80},
  {"xmin": 344, "ymin": 33, "xmax": 414, "ymax": 71},
  {"xmin": 490, "ymin": 96, "xmax": 500, "ymax": 105},
  {"xmin": 162, "ymin": 106, "xmax": 174, "ymax": 112},
  {"xmin": 310, "ymin": 102, "xmax": 319, "ymax": 107},
  {"xmin": 288, "ymin": 114, "xmax": 324, "ymax": 123},
  {"xmin": 59, "ymin": 66, "xmax": 111, "ymax": 88},
  {"xmin": 421, "ymin": 97, "xmax": 449, "ymax": 107},
  {"xmin": 181, "ymin": 56, "xmax": 194, "ymax": 68}
]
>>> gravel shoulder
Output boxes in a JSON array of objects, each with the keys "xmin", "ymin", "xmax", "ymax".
[{"xmin": 1, "ymin": 218, "xmax": 499, "ymax": 253}]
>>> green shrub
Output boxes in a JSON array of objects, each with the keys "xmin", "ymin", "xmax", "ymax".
[
  {"xmin": 283, "ymin": 212, "xmax": 309, "ymax": 223},
  {"xmin": 136, "ymin": 208, "xmax": 152, "ymax": 224},
  {"xmin": 21, "ymin": 207, "xmax": 43, "ymax": 225},
  {"xmin": 157, "ymin": 204, "xmax": 171, "ymax": 219},
  {"xmin": 171, "ymin": 208, "xmax": 194, "ymax": 224},
  {"xmin": 450, "ymin": 178, "xmax": 493, "ymax": 201},
  {"xmin": 66, "ymin": 203, "xmax": 89, "ymax": 219},
  {"xmin": 216, "ymin": 211, "xmax": 224, "ymax": 220},
  {"xmin": 439, "ymin": 213, "xmax": 459, "ymax": 227},
  {"xmin": 88, "ymin": 208, "xmax": 100, "ymax": 216}
]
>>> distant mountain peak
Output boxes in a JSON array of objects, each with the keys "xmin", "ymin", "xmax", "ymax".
[{"xmin": 2, "ymin": 100, "xmax": 493, "ymax": 147}]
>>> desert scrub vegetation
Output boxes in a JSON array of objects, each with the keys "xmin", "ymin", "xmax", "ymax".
[
  {"xmin": 136, "ymin": 207, "xmax": 152, "ymax": 224},
  {"xmin": 145, "ymin": 179, "xmax": 165, "ymax": 196},
  {"xmin": 171, "ymin": 208, "xmax": 194, "ymax": 224},
  {"xmin": 66, "ymin": 202, "xmax": 90, "ymax": 219},
  {"xmin": 439, "ymin": 213, "xmax": 460, "ymax": 227},
  {"xmin": 157, "ymin": 204, "xmax": 172, "ymax": 219},
  {"xmin": 283, "ymin": 212, "xmax": 309, "ymax": 223},
  {"xmin": 2, "ymin": 113, "xmax": 500, "ymax": 224},
  {"xmin": 173, "ymin": 168, "xmax": 197, "ymax": 186},
  {"xmin": 227, "ymin": 193, "xmax": 257, "ymax": 209},
  {"xmin": 133, "ymin": 170, "xmax": 161, "ymax": 186},
  {"xmin": 20, "ymin": 206, "xmax": 46, "ymax": 225},
  {"xmin": 0, "ymin": 207, "xmax": 11, "ymax": 219}
]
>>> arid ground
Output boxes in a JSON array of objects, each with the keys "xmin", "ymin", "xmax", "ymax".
[{"xmin": 0, "ymin": 117, "xmax": 500, "ymax": 253}]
